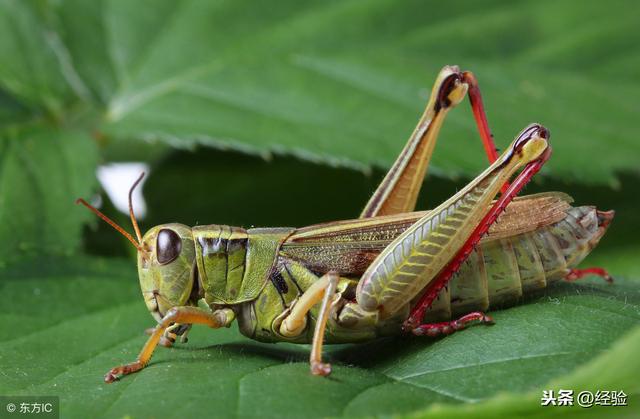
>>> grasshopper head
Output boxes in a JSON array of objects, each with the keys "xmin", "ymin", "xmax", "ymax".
[
  {"xmin": 138, "ymin": 224, "xmax": 196, "ymax": 321},
  {"xmin": 76, "ymin": 173, "xmax": 199, "ymax": 323}
]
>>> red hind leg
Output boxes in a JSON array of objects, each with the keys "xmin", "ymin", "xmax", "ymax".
[
  {"xmin": 403, "ymin": 146, "xmax": 551, "ymax": 331},
  {"xmin": 565, "ymin": 267, "xmax": 613, "ymax": 284},
  {"xmin": 410, "ymin": 311, "xmax": 494, "ymax": 337},
  {"xmin": 462, "ymin": 71, "xmax": 509, "ymax": 194},
  {"xmin": 463, "ymin": 72, "xmax": 499, "ymax": 164}
]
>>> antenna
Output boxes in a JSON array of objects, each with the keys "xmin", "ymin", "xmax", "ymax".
[
  {"xmin": 76, "ymin": 198, "xmax": 142, "ymax": 251},
  {"xmin": 129, "ymin": 172, "xmax": 145, "ymax": 243},
  {"xmin": 76, "ymin": 171, "xmax": 147, "ymax": 252}
]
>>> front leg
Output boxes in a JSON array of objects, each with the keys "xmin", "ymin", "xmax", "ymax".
[
  {"xmin": 145, "ymin": 323, "xmax": 193, "ymax": 347},
  {"xmin": 105, "ymin": 307, "xmax": 234, "ymax": 383}
]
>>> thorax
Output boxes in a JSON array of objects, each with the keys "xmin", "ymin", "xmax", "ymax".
[{"xmin": 192, "ymin": 225, "xmax": 294, "ymax": 305}]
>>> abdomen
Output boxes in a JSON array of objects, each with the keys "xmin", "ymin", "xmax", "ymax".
[{"xmin": 423, "ymin": 206, "xmax": 611, "ymax": 321}]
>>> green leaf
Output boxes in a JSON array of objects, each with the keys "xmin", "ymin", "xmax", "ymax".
[
  {"xmin": 0, "ymin": 0, "xmax": 81, "ymax": 115},
  {"xmin": 0, "ymin": 124, "xmax": 98, "ymax": 264},
  {"xmin": 1, "ymin": 247, "xmax": 638, "ymax": 418},
  {"xmin": 407, "ymin": 325, "xmax": 640, "ymax": 418},
  {"xmin": 2, "ymin": 0, "xmax": 640, "ymax": 182}
]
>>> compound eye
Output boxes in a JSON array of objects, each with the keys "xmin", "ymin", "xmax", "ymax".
[{"xmin": 156, "ymin": 229, "xmax": 182, "ymax": 265}]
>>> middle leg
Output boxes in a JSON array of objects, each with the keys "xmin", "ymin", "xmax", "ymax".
[{"xmin": 279, "ymin": 272, "xmax": 339, "ymax": 376}]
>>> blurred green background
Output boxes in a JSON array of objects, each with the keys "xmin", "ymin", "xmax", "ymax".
[{"xmin": 1, "ymin": 1, "xmax": 639, "ymax": 418}]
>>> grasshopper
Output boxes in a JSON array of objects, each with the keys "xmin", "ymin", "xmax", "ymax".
[{"xmin": 78, "ymin": 66, "xmax": 614, "ymax": 382}]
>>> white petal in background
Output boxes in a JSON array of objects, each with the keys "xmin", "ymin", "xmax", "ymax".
[{"xmin": 96, "ymin": 162, "xmax": 149, "ymax": 219}]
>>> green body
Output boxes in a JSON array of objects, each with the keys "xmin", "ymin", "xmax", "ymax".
[{"xmin": 189, "ymin": 199, "xmax": 608, "ymax": 344}]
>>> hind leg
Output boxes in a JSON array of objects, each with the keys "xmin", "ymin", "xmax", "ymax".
[
  {"xmin": 404, "ymin": 133, "xmax": 552, "ymax": 330},
  {"xmin": 411, "ymin": 312, "xmax": 494, "ymax": 337},
  {"xmin": 565, "ymin": 267, "xmax": 613, "ymax": 284},
  {"xmin": 361, "ymin": 67, "xmax": 504, "ymax": 218},
  {"xmin": 356, "ymin": 125, "xmax": 551, "ymax": 326}
]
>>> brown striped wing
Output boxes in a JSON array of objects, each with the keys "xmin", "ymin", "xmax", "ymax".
[{"xmin": 281, "ymin": 192, "xmax": 573, "ymax": 276}]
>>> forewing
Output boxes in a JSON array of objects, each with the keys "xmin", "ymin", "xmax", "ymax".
[
  {"xmin": 281, "ymin": 192, "xmax": 572, "ymax": 276},
  {"xmin": 484, "ymin": 192, "xmax": 573, "ymax": 240},
  {"xmin": 282, "ymin": 212, "xmax": 421, "ymax": 275}
]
